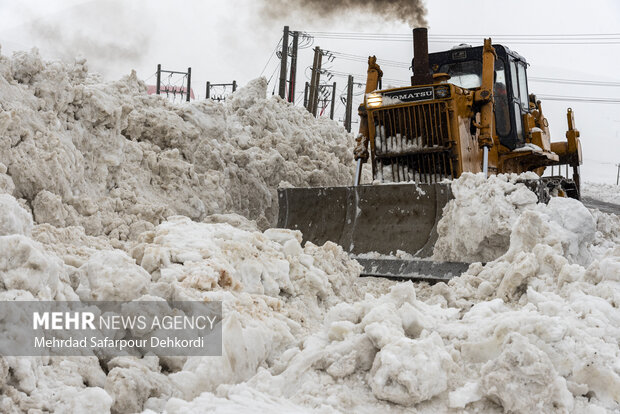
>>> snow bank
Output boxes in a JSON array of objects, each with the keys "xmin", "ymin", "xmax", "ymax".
[
  {"xmin": 0, "ymin": 47, "xmax": 361, "ymax": 413},
  {"xmin": 187, "ymin": 175, "xmax": 616, "ymax": 413},
  {"xmin": 0, "ymin": 189, "xmax": 361, "ymax": 412},
  {"xmin": 0, "ymin": 48, "xmax": 356, "ymax": 238}
]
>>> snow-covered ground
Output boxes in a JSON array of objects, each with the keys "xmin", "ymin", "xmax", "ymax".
[
  {"xmin": 583, "ymin": 181, "xmax": 620, "ymax": 204},
  {"xmin": 0, "ymin": 49, "xmax": 619, "ymax": 413}
]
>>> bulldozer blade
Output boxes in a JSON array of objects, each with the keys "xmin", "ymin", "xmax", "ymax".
[
  {"xmin": 354, "ymin": 257, "xmax": 470, "ymax": 282},
  {"xmin": 277, "ymin": 183, "xmax": 453, "ymax": 257}
]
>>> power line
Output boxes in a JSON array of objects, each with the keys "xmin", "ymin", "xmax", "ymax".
[
  {"xmin": 323, "ymin": 49, "xmax": 411, "ymax": 69},
  {"xmin": 306, "ymin": 31, "xmax": 620, "ymax": 45},
  {"xmin": 320, "ymin": 48, "xmax": 620, "ymax": 88},
  {"xmin": 326, "ymin": 69, "xmax": 409, "ymax": 86},
  {"xmin": 308, "ymin": 31, "xmax": 620, "ymax": 38},
  {"xmin": 530, "ymin": 77, "xmax": 620, "ymax": 87},
  {"xmin": 538, "ymin": 95, "xmax": 620, "ymax": 104},
  {"xmin": 321, "ymin": 49, "xmax": 620, "ymax": 88},
  {"xmin": 260, "ymin": 37, "xmax": 283, "ymax": 77}
]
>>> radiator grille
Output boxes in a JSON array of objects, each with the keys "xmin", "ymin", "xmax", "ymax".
[{"xmin": 371, "ymin": 102, "xmax": 454, "ymax": 183}]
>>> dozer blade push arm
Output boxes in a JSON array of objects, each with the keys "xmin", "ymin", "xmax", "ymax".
[
  {"xmin": 353, "ymin": 57, "xmax": 383, "ymax": 164},
  {"xmin": 549, "ymin": 108, "xmax": 582, "ymax": 197},
  {"xmin": 476, "ymin": 38, "xmax": 497, "ymax": 149},
  {"xmin": 475, "ymin": 39, "xmax": 496, "ymax": 176},
  {"xmin": 353, "ymin": 56, "xmax": 383, "ymax": 185}
]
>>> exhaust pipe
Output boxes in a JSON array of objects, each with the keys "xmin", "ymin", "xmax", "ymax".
[{"xmin": 411, "ymin": 27, "xmax": 433, "ymax": 86}]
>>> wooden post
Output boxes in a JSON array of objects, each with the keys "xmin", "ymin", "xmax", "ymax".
[
  {"xmin": 344, "ymin": 75, "xmax": 354, "ymax": 132},
  {"xmin": 330, "ymin": 81, "xmax": 337, "ymax": 120},
  {"xmin": 310, "ymin": 47, "xmax": 323, "ymax": 116},
  {"xmin": 278, "ymin": 26, "xmax": 289, "ymax": 99},
  {"xmin": 156, "ymin": 64, "xmax": 161, "ymax": 95},
  {"xmin": 288, "ymin": 31, "xmax": 298, "ymax": 103},
  {"xmin": 304, "ymin": 82, "xmax": 309, "ymax": 108},
  {"xmin": 307, "ymin": 47, "xmax": 320, "ymax": 114},
  {"xmin": 186, "ymin": 67, "xmax": 191, "ymax": 102}
]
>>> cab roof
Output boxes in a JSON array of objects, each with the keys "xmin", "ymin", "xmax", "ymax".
[{"xmin": 412, "ymin": 44, "xmax": 527, "ymax": 72}]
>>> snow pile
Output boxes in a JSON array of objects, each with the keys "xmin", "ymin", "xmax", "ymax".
[
  {"xmin": 433, "ymin": 172, "xmax": 540, "ymax": 262},
  {"xmin": 0, "ymin": 189, "xmax": 361, "ymax": 412},
  {"xmin": 178, "ymin": 175, "xmax": 617, "ymax": 413},
  {"xmin": 0, "ymin": 48, "xmax": 356, "ymax": 238},
  {"xmin": 1, "ymin": 47, "xmax": 619, "ymax": 414}
]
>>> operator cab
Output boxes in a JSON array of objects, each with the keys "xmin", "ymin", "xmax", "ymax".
[{"xmin": 414, "ymin": 44, "xmax": 530, "ymax": 150}]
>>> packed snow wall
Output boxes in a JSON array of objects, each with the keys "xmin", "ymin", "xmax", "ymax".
[{"xmin": 0, "ymin": 48, "xmax": 357, "ymax": 238}]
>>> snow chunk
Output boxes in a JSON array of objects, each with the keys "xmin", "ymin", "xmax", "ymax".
[
  {"xmin": 0, "ymin": 235, "xmax": 77, "ymax": 300},
  {"xmin": 0, "ymin": 162, "xmax": 15, "ymax": 194},
  {"xmin": 369, "ymin": 333, "xmax": 453, "ymax": 405},
  {"xmin": 481, "ymin": 333, "xmax": 574, "ymax": 413},
  {"xmin": 76, "ymin": 250, "xmax": 151, "ymax": 301},
  {"xmin": 433, "ymin": 173, "xmax": 538, "ymax": 262},
  {"xmin": 0, "ymin": 193, "xmax": 33, "ymax": 236}
]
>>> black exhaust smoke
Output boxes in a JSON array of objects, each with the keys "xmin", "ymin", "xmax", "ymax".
[{"xmin": 259, "ymin": 0, "xmax": 427, "ymax": 28}]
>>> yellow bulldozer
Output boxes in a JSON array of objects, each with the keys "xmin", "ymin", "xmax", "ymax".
[{"xmin": 278, "ymin": 28, "xmax": 583, "ymax": 280}]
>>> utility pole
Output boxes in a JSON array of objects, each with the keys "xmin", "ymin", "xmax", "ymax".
[
  {"xmin": 232, "ymin": 80, "xmax": 237, "ymax": 93},
  {"xmin": 206, "ymin": 81, "xmax": 210, "ymax": 99},
  {"xmin": 307, "ymin": 48, "xmax": 319, "ymax": 114},
  {"xmin": 312, "ymin": 49, "xmax": 323, "ymax": 116},
  {"xmin": 308, "ymin": 47, "xmax": 322, "ymax": 116},
  {"xmin": 156, "ymin": 64, "xmax": 161, "ymax": 95},
  {"xmin": 186, "ymin": 67, "xmax": 191, "ymax": 102},
  {"xmin": 288, "ymin": 31, "xmax": 299, "ymax": 103},
  {"xmin": 278, "ymin": 26, "xmax": 289, "ymax": 99},
  {"xmin": 617, "ymin": 163, "xmax": 619, "ymax": 185},
  {"xmin": 304, "ymin": 82, "xmax": 309, "ymax": 108},
  {"xmin": 344, "ymin": 75, "xmax": 354, "ymax": 132},
  {"xmin": 330, "ymin": 81, "xmax": 337, "ymax": 120}
]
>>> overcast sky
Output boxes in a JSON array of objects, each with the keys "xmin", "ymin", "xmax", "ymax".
[{"xmin": 1, "ymin": 0, "xmax": 619, "ymax": 183}]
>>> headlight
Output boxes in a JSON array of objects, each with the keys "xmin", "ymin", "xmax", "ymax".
[
  {"xmin": 366, "ymin": 92, "xmax": 382, "ymax": 108},
  {"xmin": 435, "ymin": 86, "xmax": 450, "ymax": 98}
]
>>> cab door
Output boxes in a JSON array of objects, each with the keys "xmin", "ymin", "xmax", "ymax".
[{"xmin": 508, "ymin": 58, "xmax": 529, "ymax": 147}]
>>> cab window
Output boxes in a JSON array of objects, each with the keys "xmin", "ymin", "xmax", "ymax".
[
  {"xmin": 509, "ymin": 59, "xmax": 524, "ymax": 140},
  {"xmin": 438, "ymin": 60, "xmax": 482, "ymax": 89},
  {"xmin": 493, "ymin": 60, "xmax": 510, "ymax": 137},
  {"xmin": 517, "ymin": 62, "xmax": 529, "ymax": 110},
  {"xmin": 509, "ymin": 59, "xmax": 520, "ymax": 101}
]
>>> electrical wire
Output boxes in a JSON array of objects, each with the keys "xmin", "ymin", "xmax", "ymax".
[
  {"xmin": 538, "ymin": 95, "xmax": 620, "ymax": 104},
  {"xmin": 297, "ymin": 32, "xmax": 315, "ymax": 49},
  {"xmin": 260, "ymin": 37, "xmax": 283, "ymax": 77},
  {"xmin": 317, "ymin": 48, "xmax": 620, "ymax": 88},
  {"xmin": 266, "ymin": 63, "xmax": 280, "ymax": 86},
  {"xmin": 530, "ymin": 77, "xmax": 620, "ymax": 87},
  {"xmin": 323, "ymin": 49, "xmax": 411, "ymax": 69},
  {"xmin": 144, "ymin": 72, "xmax": 157, "ymax": 83},
  {"xmin": 307, "ymin": 31, "xmax": 620, "ymax": 37},
  {"xmin": 306, "ymin": 31, "xmax": 620, "ymax": 45}
]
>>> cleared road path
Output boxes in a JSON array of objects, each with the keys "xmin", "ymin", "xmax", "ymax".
[{"xmin": 583, "ymin": 197, "xmax": 620, "ymax": 215}]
